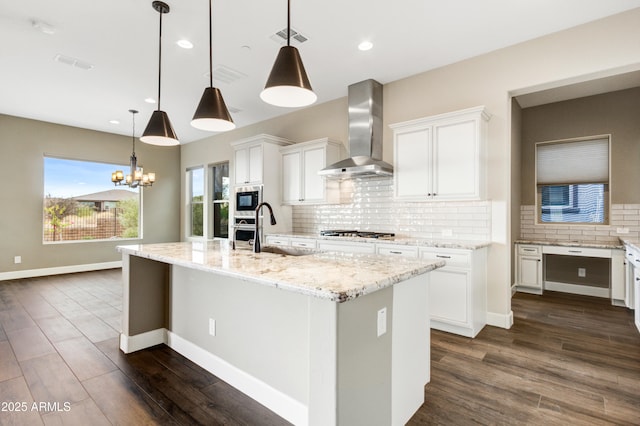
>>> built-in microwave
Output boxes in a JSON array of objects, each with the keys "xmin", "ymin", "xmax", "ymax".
[{"xmin": 235, "ymin": 185, "xmax": 262, "ymax": 212}]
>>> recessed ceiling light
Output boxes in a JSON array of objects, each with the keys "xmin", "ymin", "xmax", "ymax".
[
  {"xmin": 177, "ymin": 39, "xmax": 193, "ymax": 49},
  {"xmin": 109, "ymin": 120, "xmax": 120, "ymax": 125},
  {"xmin": 145, "ymin": 98, "xmax": 156, "ymax": 104},
  {"xmin": 32, "ymin": 20, "xmax": 57, "ymax": 35},
  {"xmin": 358, "ymin": 41, "xmax": 373, "ymax": 51}
]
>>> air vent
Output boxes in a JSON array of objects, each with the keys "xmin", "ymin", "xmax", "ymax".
[
  {"xmin": 205, "ymin": 65, "xmax": 247, "ymax": 85},
  {"xmin": 53, "ymin": 54, "xmax": 94, "ymax": 71},
  {"xmin": 227, "ymin": 106, "xmax": 242, "ymax": 114},
  {"xmin": 270, "ymin": 27, "xmax": 309, "ymax": 45}
]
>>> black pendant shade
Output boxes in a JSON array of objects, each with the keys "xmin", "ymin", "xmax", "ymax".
[
  {"xmin": 140, "ymin": 1, "xmax": 179, "ymax": 146},
  {"xmin": 142, "ymin": 110, "xmax": 179, "ymax": 146},
  {"xmin": 190, "ymin": 0, "xmax": 235, "ymax": 132},
  {"xmin": 260, "ymin": 0, "xmax": 316, "ymax": 108},
  {"xmin": 192, "ymin": 87, "xmax": 235, "ymax": 132}
]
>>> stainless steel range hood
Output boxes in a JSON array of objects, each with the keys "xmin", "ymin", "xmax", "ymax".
[{"xmin": 319, "ymin": 79, "xmax": 393, "ymax": 179}]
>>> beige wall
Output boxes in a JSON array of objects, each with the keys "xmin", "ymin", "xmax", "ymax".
[
  {"xmin": 180, "ymin": 9, "xmax": 640, "ymax": 323},
  {"xmin": 520, "ymin": 87, "xmax": 640, "ymax": 205},
  {"xmin": 0, "ymin": 114, "xmax": 181, "ymax": 275}
]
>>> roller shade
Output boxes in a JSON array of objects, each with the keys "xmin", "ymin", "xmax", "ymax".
[{"xmin": 536, "ymin": 138, "xmax": 609, "ymax": 185}]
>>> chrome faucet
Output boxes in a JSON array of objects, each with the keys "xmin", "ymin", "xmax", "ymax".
[{"xmin": 254, "ymin": 202, "xmax": 276, "ymax": 253}]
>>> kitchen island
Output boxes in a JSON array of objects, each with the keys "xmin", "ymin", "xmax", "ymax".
[{"xmin": 117, "ymin": 241, "xmax": 444, "ymax": 426}]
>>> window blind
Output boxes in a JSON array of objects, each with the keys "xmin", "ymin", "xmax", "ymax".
[{"xmin": 536, "ymin": 138, "xmax": 609, "ymax": 185}]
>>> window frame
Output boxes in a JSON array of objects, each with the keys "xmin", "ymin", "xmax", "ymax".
[
  {"xmin": 187, "ymin": 166, "xmax": 205, "ymax": 238},
  {"xmin": 534, "ymin": 135, "xmax": 611, "ymax": 225},
  {"xmin": 42, "ymin": 155, "xmax": 142, "ymax": 244}
]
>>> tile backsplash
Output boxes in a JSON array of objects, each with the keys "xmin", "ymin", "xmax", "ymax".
[
  {"xmin": 292, "ymin": 176, "xmax": 491, "ymax": 241},
  {"xmin": 520, "ymin": 204, "xmax": 640, "ymax": 243}
]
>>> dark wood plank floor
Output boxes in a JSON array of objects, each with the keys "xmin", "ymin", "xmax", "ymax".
[{"xmin": 1, "ymin": 270, "xmax": 639, "ymax": 425}]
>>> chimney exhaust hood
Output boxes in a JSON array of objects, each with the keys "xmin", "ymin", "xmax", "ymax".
[{"xmin": 319, "ymin": 79, "xmax": 393, "ymax": 179}]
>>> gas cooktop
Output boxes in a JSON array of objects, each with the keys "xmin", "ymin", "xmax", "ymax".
[{"xmin": 320, "ymin": 230, "xmax": 395, "ymax": 239}]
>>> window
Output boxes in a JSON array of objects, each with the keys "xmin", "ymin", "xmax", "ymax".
[
  {"xmin": 536, "ymin": 137, "xmax": 609, "ymax": 224},
  {"xmin": 210, "ymin": 163, "xmax": 229, "ymax": 238},
  {"xmin": 43, "ymin": 156, "xmax": 140, "ymax": 242},
  {"xmin": 188, "ymin": 167, "xmax": 204, "ymax": 237}
]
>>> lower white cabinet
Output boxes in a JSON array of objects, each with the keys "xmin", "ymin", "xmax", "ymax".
[
  {"xmin": 419, "ymin": 247, "xmax": 487, "ymax": 338},
  {"xmin": 514, "ymin": 244, "xmax": 543, "ymax": 294},
  {"xmin": 317, "ymin": 240, "xmax": 375, "ymax": 254}
]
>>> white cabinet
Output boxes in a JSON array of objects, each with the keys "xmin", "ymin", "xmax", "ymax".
[
  {"xmin": 391, "ymin": 106, "xmax": 489, "ymax": 201},
  {"xmin": 515, "ymin": 244, "xmax": 543, "ymax": 294},
  {"xmin": 231, "ymin": 134, "xmax": 293, "ymax": 186},
  {"xmin": 280, "ymin": 138, "xmax": 343, "ymax": 205},
  {"xmin": 419, "ymin": 247, "xmax": 487, "ymax": 337},
  {"xmin": 376, "ymin": 244, "xmax": 418, "ymax": 258},
  {"xmin": 317, "ymin": 240, "xmax": 375, "ymax": 254}
]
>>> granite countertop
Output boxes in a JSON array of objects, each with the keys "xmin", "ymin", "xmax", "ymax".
[
  {"xmin": 620, "ymin": 238, "xmax": 640, "ymax": 252},
  {"xmin": 267, "ymin": 233, "xmax": 491, "ymax": 250},
  {"xmin": 516, "ymin": 239, "xmax": 623, "ymax": 249},
  {"xmin": 117, "ymin": 241, "xmax": 444, "ymax": 303}
]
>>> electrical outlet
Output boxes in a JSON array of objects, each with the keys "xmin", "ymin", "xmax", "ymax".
[
  {"xmin": 377, "ymin": 307, "xmax": 387, "ymax": 337},
  {"xmin": 208, "ymin": 318, "xmax": 216, "ymax": 336},
  {"xmin": 617, "ymin": 227, "xmax": 630, "ymax": 234},
  {"xmin": 578, "ymin": 268, "xmax": 586, "ymax": 278},
  {"xmin": 14, "ymin": 256, "xmax": 21, "ymax": 264}
]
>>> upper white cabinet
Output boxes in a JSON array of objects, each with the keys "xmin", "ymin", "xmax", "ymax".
[
  {"xmin": 231, "ymin": 134, "xmax": 293, "ymax": 186},
  {"xmin": 391, "ymin": 106, "xmax": 490, "ymax": 201},
  {"xmin": 280, "ymin": 138, "xmax": 344, "ymax": 205}
]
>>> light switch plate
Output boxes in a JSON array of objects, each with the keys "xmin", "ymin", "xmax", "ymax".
[
  {"xmin": 209, "ymin": 318, "xmax": 216, "ymax": 336},
  {"xmin": 14, "ymin": 256, "xmax": 21, "ymax": 264}
]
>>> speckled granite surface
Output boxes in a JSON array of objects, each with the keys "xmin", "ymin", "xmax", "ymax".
[
  {"xmin": 118, "ymin": 241, "xmax": 444, "ymax": 303},
  {"xmin": 267, "ymin": 233, "xmax": 491, "ymax": 250},
  {"xmin": 516, "ymin": 239, "xmax": 623, "ymax": 249}
]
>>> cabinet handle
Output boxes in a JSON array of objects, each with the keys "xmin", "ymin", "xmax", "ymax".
[
  {"xmin": 389, "ymin": 251, "xmax": 402, "ymax": 254},
  {"xmin": 298, "ymin": 243, "xmax": 308, "ymax": 247},
  {"xmin": 436, "ymin": 255, "xmax": 451, "ymax": 259},
  {"xmin": 523, "ymin": 248, "xmax": 536, "ymax": 252},
  {"xmin": 427, "ymin": 193, "xmax": 432, "ymax": 197},
  {"xmin": 538, "ymin": 259, "xmax": 541, "ymax": 262},
  {"xmin": 568, "ymin": 250, "xmax": 582, "ymax": 253}
]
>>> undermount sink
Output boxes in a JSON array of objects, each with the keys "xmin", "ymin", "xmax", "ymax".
[{"xmin": 259, "ymin": 245, "xmax": 318, "ymax": 256}]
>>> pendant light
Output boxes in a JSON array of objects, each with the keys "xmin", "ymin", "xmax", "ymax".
[
  {"xmin": 260, "ymin": 0, "xmax": 317, "ymax": 108},
  {"xmin": 191, "ymin": 0, "xmax": 235, "ymax": 132},
  {"xmin": 112, "ymin": 110, "xmax": 156, "ymax": 188},
  {"xmin": 141, "ymin": 1, "xmax": 179, "ymax": 146}
]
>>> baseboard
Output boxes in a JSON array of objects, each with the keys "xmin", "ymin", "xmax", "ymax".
[
  {"xmin": 0, "ymin": 261, "xmax": 122, "ymax": 281},
  {"xmin": 166, "ymin": 331, "xmax": 308, "ymax": 426},
  {"xmin": 119, "ymin": 329, "xmax": 167, "ymax": 354},
  {"xmin": 487, "ymin": 310, "xmax": 514, "ymax": 329},
  {"xmin": 545, "ymin": 281, "xmax": 609, "ymax": 298}
]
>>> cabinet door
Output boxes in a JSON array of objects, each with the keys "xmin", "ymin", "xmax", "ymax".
[
  {"xmin": 234, "ymin": 148, "xmax": 249, "ymax": 185},
  {"xmin": 518, "ymin": 256, "xmax": 542, "ymax": 289},
  {"xmin": 248, "ymin": 145, "xmax": 263, "ymax": 184},
  {"xmin": 317, "ymin": 241, "xmax": 375, "ymax": 254},
  {"xmin": 394, "ymin": 128, "xmax": 431, "ymax": 199},
  {"xmin": 302, "ymin": 146, "xmax": 325, "ymax": 202},
  {"xmin": 429, "ymin": 269, "xmax": 469, "ymax": 325},
  {"xmin": 282, "ymin": 151, "xmax": 301, "ymax": 203},
  {"xmin": 432, "ymin": 119, "xmax": 478, "ymax": 200}
]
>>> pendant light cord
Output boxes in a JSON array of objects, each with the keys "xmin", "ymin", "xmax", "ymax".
[
  {"xmin": 157, "ymin": 8, "xmax": 163, "ymax": 110},
  {"xmin": 209, "ymin": 0, "xmax": 213, "ymax": 88},
  {"xmin": 131, "ymin": 111, "xmax": 136, "ymax": 155},
  {"xmin": 287, "ymin": 0, "xmax": 291, "ymax": 47}
]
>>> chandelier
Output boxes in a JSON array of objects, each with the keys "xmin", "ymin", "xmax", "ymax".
[{"xmin": 112, "ymin": 109, "xmax": 156, "ymax": 188}]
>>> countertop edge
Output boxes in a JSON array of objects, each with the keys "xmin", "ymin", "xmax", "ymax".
[
  {"xmin": 266, "ymin": 233, "xmax": 491, "ymax": 250},
  {"xmin": 515, "ymin": 239, "xmax": 623, "ymax": 250},
  {"xmin": 117, "ymin": 244, "xmax": 445, "ymax": 303}
]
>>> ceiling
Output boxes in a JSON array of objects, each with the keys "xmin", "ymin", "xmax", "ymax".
[{"xmin": 2, "ymin": 0, "xmax": 640, "ymax": 144}]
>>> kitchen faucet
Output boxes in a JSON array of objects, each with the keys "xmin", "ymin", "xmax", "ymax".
[
  {"xmin": 254, "ymin": 202, "xmax": 276, "ymax": 253},
  {"xmin": 230, "ymin": 219, "xmax": 248, "ymax": 250}
]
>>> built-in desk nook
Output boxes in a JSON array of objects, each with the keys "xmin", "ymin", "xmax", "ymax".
[{"xmin": 514, "ymin": 240, "xmax": 628, "ymax": 307}]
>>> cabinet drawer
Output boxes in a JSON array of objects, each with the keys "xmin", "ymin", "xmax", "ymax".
[
  {"xmin": 265, "ymin": 236, "xmax": 289, "ymax": 246},
  {"xmin": 542, "ymin": 245, "xmax": 612, "ymax": 258},
  {"xmin": 376, "ymin": 245, "xmax": 418, "ymax": 258},
  {"xmin": 290, "ymin": 238, "xmax": 316, "ymax": 249},
  {"xmin": 518, "ymin": 245, "xmax": 541, "ymax": 256},
  {"xmin": 420, "ymin": 250, "xmax": 470, "ymax": 268}
]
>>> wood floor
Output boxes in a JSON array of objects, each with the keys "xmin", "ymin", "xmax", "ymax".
[{"xmin": 0, "ymin": 270, "xmax": 638, "ymax": 425}]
